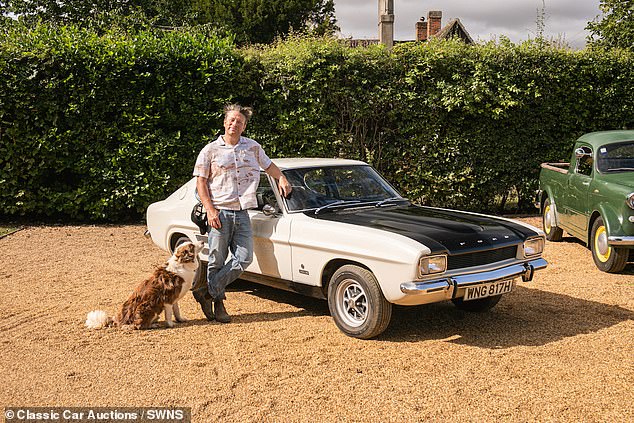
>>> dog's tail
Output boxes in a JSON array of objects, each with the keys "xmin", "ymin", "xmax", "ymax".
[{"xmin": 85, "ymin": 310, "xmax": 114, "ymax": 329}]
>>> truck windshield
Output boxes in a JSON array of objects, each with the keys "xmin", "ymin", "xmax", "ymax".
[
  {"xmin": 597, "ymin": 141, "xmax": 634, "ymax": 173},
  {"xmin": 282, "ymin": 165, "xmax": 403, "ymax": 212}
]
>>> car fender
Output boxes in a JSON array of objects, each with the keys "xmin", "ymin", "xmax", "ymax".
[
  {"xmin": 288, "ymin": 214, "xmax": 429, "ymax": 303},
  {"xmin": 591, "ymin": 202, "xmax": 622, "ymax": 242},
  {"xmin": 541, "ymin": 186, "xmax": 562, "ymax": 227},
  {"xmin": 147, "ymin": 198, "xmax": 198, "ymax": 253}
]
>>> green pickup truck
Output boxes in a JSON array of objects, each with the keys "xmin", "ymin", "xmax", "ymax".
[{"xmin": 537, "ymin": 130, "xmax": 634, "ymax": 272}]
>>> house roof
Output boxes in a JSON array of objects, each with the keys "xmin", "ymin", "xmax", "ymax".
[
  {"xmin": 435, "ymin": 18, "xmax": 474, "ymax": 43},
  {"xmin": 343, "ymin": 16, "xmax": 474, "ymax": 47}
]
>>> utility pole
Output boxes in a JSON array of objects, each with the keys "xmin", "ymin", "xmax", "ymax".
[{"xmin": 378, "ymin": 0, "xmax": 394, "ymax": 49}]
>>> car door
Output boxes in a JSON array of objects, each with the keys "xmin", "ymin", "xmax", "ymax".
[
  {"xmin": 247, "ymin": 173, "xmax": 293, "ymax": 280},
  {"xmin": 564, "ymin": 145, "xmax": 593, "ymax": 235}
]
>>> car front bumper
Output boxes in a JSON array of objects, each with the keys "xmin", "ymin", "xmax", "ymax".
[
  {"xmin": 608, "ymin": 236, "xmax": 634, "ymax": 246},
  {"xmin": 399, "ymin": 257, "xmax": 548, "ymax": 303}
]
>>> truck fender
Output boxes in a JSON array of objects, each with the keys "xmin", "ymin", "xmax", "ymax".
[
  {"xmin": 542, "ymin": 188, "xmax": 561, "ymax": 227},
  {"xmin": 589, "ymin": 203, "xmax": 621, "ymax": 244}
]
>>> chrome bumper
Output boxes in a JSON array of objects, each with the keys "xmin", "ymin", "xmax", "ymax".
[
  {"xmin": 608, "ymin": 236, "xmax": 634, "ymax": 246},
  {"xmin": 400, "ymin": 258, "xmax": 548, "ymax": 296}
]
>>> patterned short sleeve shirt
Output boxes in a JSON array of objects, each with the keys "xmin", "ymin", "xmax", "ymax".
[{"xmin": 193, "ymin": 136, "xmax": 272, "ymax": 210}]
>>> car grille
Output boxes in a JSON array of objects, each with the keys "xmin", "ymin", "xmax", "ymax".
[{"xmin": 447, "ymin": 245, "xmax": 518, "ymax": 270}]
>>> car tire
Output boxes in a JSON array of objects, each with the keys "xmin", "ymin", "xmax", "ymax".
[
  {"xmin": 542, "ymin": 197, "xmax": 563, "ymax": 241},
  {"xmin": 174, "ymin": 235, "xmax": 207, "ymax": 290},
  {"xmin": 590, "ymin": 217, "xmax": 628, "ymax": 273},
  {"xmin": 327, "ymin": 265, "xmax": 392, "ymax": 339},
  {"xmin": 452, "ymin": 294, "xmax": 503, "ymax": 312}
]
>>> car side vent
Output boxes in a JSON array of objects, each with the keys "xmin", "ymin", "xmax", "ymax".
[{"xmin": 447, "ymin": 246, "xmax": 518, "ymax": 270}]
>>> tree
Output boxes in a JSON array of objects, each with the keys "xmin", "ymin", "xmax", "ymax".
[
  {"xmin": 587, "ymin": 0, "xmax": 634, "ymax": 50},
  {"xmin": 186, "ymin": 0, "xmax": 337, "ymax": 44},
  {"xmin": 5, "ymin": 0, "xmax": 338, "ymax": 43}
]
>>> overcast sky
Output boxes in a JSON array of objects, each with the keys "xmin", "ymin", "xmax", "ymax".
[{"xmin": 334, "ymin": 0, "xmax": 602, "ymax": 49}]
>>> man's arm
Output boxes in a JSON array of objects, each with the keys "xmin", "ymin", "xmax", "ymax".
[
  {"xmin": 265, "ymin": 163, "xmax": 292, "ymax": 197},
  {"xmin": 196, "ymin": 176, "xmax": 221, "ymax": 229}
]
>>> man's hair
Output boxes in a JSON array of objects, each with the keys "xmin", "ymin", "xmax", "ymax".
[{"xmin": 224, "ymin": 103, "xmax": 253, "ymax": 123}]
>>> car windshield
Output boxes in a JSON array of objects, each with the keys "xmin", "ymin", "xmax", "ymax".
[
  {"xmin": 282, "ymin": 165, "xmax": 403, "ymax": 212},
  {"xmin": 597, "ymin": 141, "xmax": 634, "ymax": 173}
]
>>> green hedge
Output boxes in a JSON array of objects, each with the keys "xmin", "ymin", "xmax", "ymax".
[
  {"xmin": 249, "ymin": 38, "xmax": 634, "ymax": 212},
  {"xmin": 0, "ymin": 24, "xmax": 246, "ymax": 220},
  {"xmin": 1, "ymin": 26, "xmax": 633, "ymax": 221},
  {"xmin": 392, "ymin": 40, "xmax": 634, "ymax": 210}
]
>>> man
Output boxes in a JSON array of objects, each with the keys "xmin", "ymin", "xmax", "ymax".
[{"xmin": 192, "ymin": 104, "xmax": 291, "ymax": 323}]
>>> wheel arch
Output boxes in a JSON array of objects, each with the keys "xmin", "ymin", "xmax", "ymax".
[
  {"xmin": 320, "ymin": 259, "xmax": 373, "ymax": 297},
  {"xmin": 540, "ymin": 190, "xmax": 549, "ymax": 213},
  {"xmin": 541, "ymin": 189, "xmax": 560, "ymax": 226},
  {"xmin": 588, "ymin": 204, "xmax": 620, "ymax": 246},
  {"xmin": 587, "ymin": 211, "xmax": 602, "ymax": 246},
  {"xmin": 169, "ymin": 231, "xmax": 191, "ymax": 253}
]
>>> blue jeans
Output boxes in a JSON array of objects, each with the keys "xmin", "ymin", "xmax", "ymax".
[{"xmin": 204, "ymin": 209, "xmax": 253, "ymax": 301}]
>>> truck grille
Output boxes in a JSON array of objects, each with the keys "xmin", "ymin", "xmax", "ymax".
[{"xmin": 447, "ymin": 245, "xmax": 518, "ymax": 270}]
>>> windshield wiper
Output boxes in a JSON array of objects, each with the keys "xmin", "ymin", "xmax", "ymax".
[
  {"xmin": 375, "ymin": 197, "xmax": 408, "ymax": 207},
  {"xmin": 314, "ymin": 200, "xmax": 361, "ymax": 215}
]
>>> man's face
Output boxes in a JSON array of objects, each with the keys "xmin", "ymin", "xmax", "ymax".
[{"xmin": 224, "ymin": 111, "xmax": 247, "ymax": 137}]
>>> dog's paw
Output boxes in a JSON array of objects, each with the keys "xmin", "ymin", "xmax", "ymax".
[
  {"xmin": 175, "ymin": 316, "xmax": 188, "ymax": 323},
  {"xmin": 165, "ymin": 320, "xmax": 175, "ymax": 328}
]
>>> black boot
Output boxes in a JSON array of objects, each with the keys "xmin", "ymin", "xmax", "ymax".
[
  {"xmin": 214, "ymin": 300, "xmax": 231, "ymax": 323},
  {"xmin": 192, "ymin": 289, "xmax": 214, "ymax": 321}
]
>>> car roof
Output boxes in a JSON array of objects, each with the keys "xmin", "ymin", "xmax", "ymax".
[
  {"xmin": 271, "ymin": 157, "xmax": 368, "ymax": 169},
  {"xmin": 576, "ymin": 130, "xmax": 634, "ymax": 149}
]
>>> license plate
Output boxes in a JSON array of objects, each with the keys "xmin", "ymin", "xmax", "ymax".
[{"xmin": 463, "ymin": 279, "xmax": 515, "ymax": 301}]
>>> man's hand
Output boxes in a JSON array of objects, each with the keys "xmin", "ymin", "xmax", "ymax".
[
  {"xmin": 207, "ymin": 207, "xmax": 221, "ymax": 229},
  {"xmin": 196, "ymin": 176, "xmax": 221, "ymax": 229},
  {"xmin": 264, "ymin": 163, "xmax": 292, "ymax": 198},
  {"xmin": 278, "ymin": 175, "xmax": 292, "ymax": 198}
]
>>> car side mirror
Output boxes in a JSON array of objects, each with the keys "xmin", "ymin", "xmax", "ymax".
[
  {"xmin": 575, "ymin": 147, "xmax": 591, "ymax": 160},
  {"xmin": 262, "ymin": 204, "xmax": 278, "ymax": 217}
]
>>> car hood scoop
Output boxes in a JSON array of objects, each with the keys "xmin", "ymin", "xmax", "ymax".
[{"xmin": 313, "ymin": 205, "xmax": 536, "ymax": 255}]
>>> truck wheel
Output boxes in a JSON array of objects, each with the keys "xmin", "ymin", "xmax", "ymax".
[
  {"xmin": 452, "ymin": 294, "xmax": 502, "ymax": 312},
  {"xmin": 328, "ymin": 265, "xmax": 392, "ymax": 339},
  {"xmin": 591, "ymin": 217, "xmax": 628, "ymax": 273},
  {"xmin": 542, "ymin": 197, "xmax": 563, "ymax": 241}
]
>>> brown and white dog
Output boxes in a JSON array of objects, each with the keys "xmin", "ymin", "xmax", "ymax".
[{"xmin": 86, "ymin": 241, "xmax": 204, "ymax": 330}]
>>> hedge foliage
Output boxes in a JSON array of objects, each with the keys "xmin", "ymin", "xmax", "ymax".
[
  {"xmin": 1, "ymin": 25, "xmax": 633, "ymax": 221},
  {"xmin": 0, "ymin": 24, "xmax": 247, "ymax": 220},
  {"xmin": 249, "ymin": 37, "xmax": 634, "ymax": 211}
]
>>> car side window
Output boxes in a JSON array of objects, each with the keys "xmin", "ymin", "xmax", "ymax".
[
  {"xmin": 576, "ymin": 146, "xmax": 594, "ymax": 177},
  {"xmin": 256, "ymin": 173, "xmax": 278, "ymax": 211}
]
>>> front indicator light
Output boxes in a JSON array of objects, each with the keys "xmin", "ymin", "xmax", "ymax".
[
  {"xmin": 419, "ymin": 255, "xmax": 447, "ymax": 277},
  {"xmin": 523, "ymin": 238, "xmax": 544, "ymax": 257}
]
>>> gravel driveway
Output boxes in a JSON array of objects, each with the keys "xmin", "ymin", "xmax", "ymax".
[{"xmin": 1, "ymin": 217, "xmax": 632, "ymax": 422}]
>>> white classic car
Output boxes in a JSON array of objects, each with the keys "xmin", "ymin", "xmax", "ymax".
[{"xmin": 146, "ymin": 158, "xmax": 547, "ymax": 338}]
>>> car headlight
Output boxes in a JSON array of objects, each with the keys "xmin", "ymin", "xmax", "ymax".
[
  {"xmin": 419, "ymin": 255, "xmax": 447, "ymax": 277},
  {"xmin": 627, "ymin": 192, "xmax": 634, "ymax": 210},
  {"xmin": 523, "ymin": 237, "xmax": 544, "ymax": 258}
]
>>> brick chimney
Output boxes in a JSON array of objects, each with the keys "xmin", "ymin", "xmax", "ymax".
[
  {"xmin": 428, "ymin": 11, "xmax": 442, "ymax": 38},
  {"xmin": 416, "ymin": 17, "xmax": 428, "ymax": 41}
]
